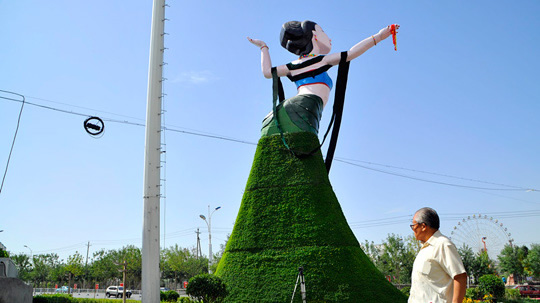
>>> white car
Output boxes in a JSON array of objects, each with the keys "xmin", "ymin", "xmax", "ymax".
[{"xmin": 105, "ymin": 285, "xmax": 132, "ymax": 298}]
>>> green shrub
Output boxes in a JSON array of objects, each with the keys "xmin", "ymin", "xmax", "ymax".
[
  {"xmin": 505, "ymin": 288, "xmax": 521, "ymax": 301},
  {"xmin": 32, "ymin": 296, "xmax": 48, "ymax": 303},
  {"xmin": 169, "ymin": 290, "xmax": 180, "ymax": 302},
  {"xmin": 186, "ymin": 274, "xmax": 228, "ymax": 303},
  {"xmin": 399, "ymin": 286, "xmax": 411, "ymax": 298},
  {"xmin": 478, "ymin": 274, "xmax": 505, "ymax": 300},
  {"xmin": 32, "ymin": 294, "xmax": 139, "ymax": 303},
  {"xmin": 465, "ymin": 287, "xmax": 482, "ymax": 300},
  {"xmin": 159, "ymin": 290, "xmax": 179, "ymax": 302},
  {"xmin": 33, "ymin": 294, "xmax": 74, "ymax": 303},
  {"xmin": 178, "ymin": 297, "xmax": 194, "ymax": 303},
  {"xmin": 0, "ymin": 249, "xmax": 9, "ymax": 258}
]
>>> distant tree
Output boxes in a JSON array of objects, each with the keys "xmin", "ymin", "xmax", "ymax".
[
  {"xmin": 183, "ymin": 249, "xmax": 208, "ymax": 279},
  {"xmin": 162, "ymin": 244, "xmax": 207, "ymax": 288},
  {"xmin": 30, "ymin": 254, "xmax": 51, "ymax": 287},
  {"xmin": 90, "ymin": 249, "xmax": 120, "ymax": 286},
  {"xmin": 471, "ymin": 251, "xmax": 495, "ymax": 282},
  {"xmin": 458, "ymin": 245, "xmax": 475, "ymax": 281},
  {"xmin": 116, "ymin": 245, "xmax": 142, "ymax": 288},
  {"xmin": 361, "ymin": 240, "xmax": 382, "ymax": 265},
  {"xmin": 378, "ymin": 235, "xmax": 402, "ymax": 282},
  {"xmin": 365, "ymin": 234, "xmax": 419, "ymax": 284},
  {"xmin": 65, "ymin": 252, "xmax": 84, "ymax": 293},
  {"xmin": 11, "ymin": 253, "xmax": 33, "ymax": 283},
  {"xmin": 28, "ymin": 253, "xmax": 63, "ymax": 287},
  {"xmin": 402, "ymin": 235, "xmax": 421, "ymax": 283},
  {"xmin": 524, "ymin": 244, "xmax": 540, "ymax": 279},
  {"xmin": 162, "ymin": 245, "xmax": 187, "ymax": 287},
  {"xmin": 86, "ymin": 246, "xmax": 142, "ymax": 288},
  {"xmin": 498, "ymin": 244, "xmax": 528, "ymax": 283},
  {"xmin": 48, "ymin": 254, "xmax": 67, "ymax": 287}
]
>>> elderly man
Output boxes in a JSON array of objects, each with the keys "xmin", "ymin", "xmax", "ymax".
[{"xmin": 409, "ymin": 207, "xmax": 467, "ymax": 303}]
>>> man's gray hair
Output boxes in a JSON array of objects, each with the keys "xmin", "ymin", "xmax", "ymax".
[{"xmin": 415, "ymin": 207, "xmax": 440, "ymax": 230}]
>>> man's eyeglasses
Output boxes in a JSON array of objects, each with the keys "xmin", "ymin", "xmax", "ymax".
[{"xmin": 410, "ymin": 222, "xmax": 423, "ymax": 230}]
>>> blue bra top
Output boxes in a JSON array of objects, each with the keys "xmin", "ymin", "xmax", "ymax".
[
  {"xmin": 293, "ymin": 72, "xmax": 333, "ymax": 89},
  {"xmin": 286, "ymin": 55, "xmax": 333, "ymax": 90}
]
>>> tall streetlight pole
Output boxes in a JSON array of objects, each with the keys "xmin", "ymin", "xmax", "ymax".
[{"xmin": 200, "ymin": 205, "xmax": 221, "ymax": 273}]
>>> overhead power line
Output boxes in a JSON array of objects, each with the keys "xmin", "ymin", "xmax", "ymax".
[
  {"xmin": 1, "ymin": 91, "xmax": 538, "ymax": 193},
  {"xmin": 348, "ymin": 210, "xmax": 540, "ymax": 229},
  {"xmin": 334, "ymin": 158, "xmax": 535, "ymax": 191},
  {"xmin": 335, "ymin": 158, "xmax": 531, "ymax": 191},
  {"xmin": 0, "ymin": 90, "xmax": 25, "ymax": 195}
]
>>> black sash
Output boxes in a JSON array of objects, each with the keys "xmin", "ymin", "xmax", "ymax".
[{"xmin": 271, "ymin": 51, "xmax": 350, "ymax": 174}]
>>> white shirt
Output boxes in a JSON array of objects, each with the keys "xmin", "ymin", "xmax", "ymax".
[{"xmin": 408, "ymin": 230, "xmax": 466, "ymax": 303}]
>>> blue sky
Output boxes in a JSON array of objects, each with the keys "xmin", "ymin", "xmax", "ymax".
[{"xmin": 1, "ymin": 1, "xmax": 539, "ymax": 262}]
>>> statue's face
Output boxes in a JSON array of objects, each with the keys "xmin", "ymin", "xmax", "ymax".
[{"xmin": 313, "ymin": 24, "xmax": 331, "ymax": 54}]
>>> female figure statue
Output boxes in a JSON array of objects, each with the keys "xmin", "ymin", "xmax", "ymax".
[{"xmin": 215, "ymin": 21, "xmax": 405, "ymax": 303}]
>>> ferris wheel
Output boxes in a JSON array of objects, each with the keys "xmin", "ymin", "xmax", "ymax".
[{"xmin": 449, "ymin": 214, "xmax": 514, "ymax": 261}]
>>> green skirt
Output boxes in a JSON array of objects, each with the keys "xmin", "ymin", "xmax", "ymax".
[
  {"xmin": 261, "ymin": 94, "xmax": 323, "ymax": 137},
  {"xmin": 215, "ymin": 132, "xmax": 407, "ymax": 303}
]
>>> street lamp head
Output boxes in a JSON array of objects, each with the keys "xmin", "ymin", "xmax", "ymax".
[
  {"xmin": 200, "ymin": 215, "xmax": 206, "ymax": 220},
  {"xmin": 215, "ymin": 206, "xmax": 221, "ymax": 211},
  {"xmin": 24, "ymin": 245, "xmax": 28, "ymax": 248}
]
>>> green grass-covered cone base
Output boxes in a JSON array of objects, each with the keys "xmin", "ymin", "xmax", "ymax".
[{"xmin": 215, "ymin": 132, "xmax": 406, "ymax": 303}]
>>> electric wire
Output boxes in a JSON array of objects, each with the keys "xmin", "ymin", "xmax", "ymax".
[
  {"xmin": 335, "ymin": 158, "xmax": 531, "ymax": 191},
  {"xmin": 33, "ymin": 242, "xmax": 88, "ymax": 255},
  {"xmin": 26, "ymin": 95, "xmax": 146, "ymax": 123},
  {"xmin": 2, "ymin": 93, "xmax": 536, "ymax": 192},
  {"xmin": 465, "ymin": 188, "xmax": 540, "ymax": 206},
  {"xmin": 348, "ymin": 210, "xmax": 540, "ymax": 229},
  {"xmin": 2, "ymin": 97, "xmax": 90, "ymax": 117},
  {"xmin": 334, "ymin": 158, "xmax": 534, "ymax": 191},
  {"xmin": 0, "ymin": 90, "xmax": 25, "ymax": 195}
]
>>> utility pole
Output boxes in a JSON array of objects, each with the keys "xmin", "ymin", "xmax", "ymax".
[
  {"xmin": 85, "ymin": 241, "xmax": 91, "ymax": 288},
  {"xmin": 142, "ymin": 0, "xmax": 166, "ymax": 302},
  {"xmin": 195, "ymin": 228, "xmax": 201, "ymax": 259}
]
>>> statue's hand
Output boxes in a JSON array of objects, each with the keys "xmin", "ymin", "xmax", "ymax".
[
  {"xmin": 247, "ymin": 37, "xmax": 267, "ymax": 48},
  {"xmin": 378, "ymin": 24, "xmax": 400, "ymax": 40}
]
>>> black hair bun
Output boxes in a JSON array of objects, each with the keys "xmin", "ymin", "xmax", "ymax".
[{"xmin": 280, "ymin": 20, "xmax": 317, "ymax": 56}]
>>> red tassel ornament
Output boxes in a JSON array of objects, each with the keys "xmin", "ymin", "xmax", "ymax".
[{"xmin": 390, "ymin": 24, "xmax": 397, "ymax": 51}]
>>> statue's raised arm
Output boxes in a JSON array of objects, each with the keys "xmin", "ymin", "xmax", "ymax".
[{"xmin": 325, "ymin": 24, "xmax": 400, "ymax": 65}]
